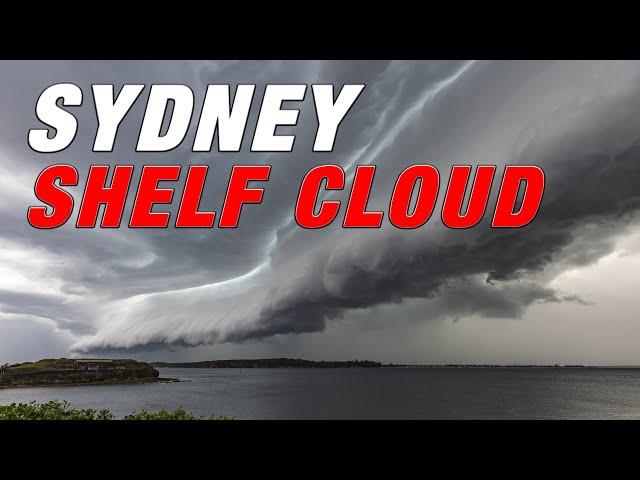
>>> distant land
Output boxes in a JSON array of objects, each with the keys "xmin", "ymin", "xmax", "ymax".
[
  {"xmin": 0, "ymin": 358, "xmax": 168, "ymax": 389},
  {"xmin": 152, "ymin": 358, "xmax": 383, "ymax": 369},
  {"xmin": 3, "ymin": 359, "xmax": 639, "ymax": 389},
  {"xmin": 151, "ymin": 358, "xmax": 640, "ymax": 369}
]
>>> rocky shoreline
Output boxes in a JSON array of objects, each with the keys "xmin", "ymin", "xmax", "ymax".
[{"xmin": 0, "ymin": 376, "xmax": 180, "ymax": 390}]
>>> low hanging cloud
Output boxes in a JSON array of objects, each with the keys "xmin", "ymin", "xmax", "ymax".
[{"xmin": 70, "ymin": 61, "xmax": 640, "ymax": 351}]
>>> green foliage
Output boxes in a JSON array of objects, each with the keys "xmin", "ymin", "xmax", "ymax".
[
  {"xmin": 123, "ymin": 407, "xmax": 232, "ymax": 420},
  {"xmin": 0, "ymin": 400, "xmax": 114, "ymax": 420},
  {"xmin": 0, "ymin": 400, "xmax": 231, "ymax": 420}
]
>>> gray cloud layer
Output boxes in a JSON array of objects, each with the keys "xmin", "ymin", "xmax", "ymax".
[{"xmin": 0, "ymin": 60, "xmax": 639, "ymax": 354}]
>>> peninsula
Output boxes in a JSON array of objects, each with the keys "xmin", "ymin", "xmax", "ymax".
[{"xmin": 0, "ymin": 358, "xmax": 163, "ymax": 389}]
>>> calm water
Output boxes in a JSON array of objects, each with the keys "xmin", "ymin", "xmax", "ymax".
[{"xmin": 2, "ymin": 367, "xmax": 640, "ymax": 419}]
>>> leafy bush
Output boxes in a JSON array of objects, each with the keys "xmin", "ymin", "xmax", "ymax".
[
  {"xmin": 0, "ymin": 400, "xmax": 113, "ymax": 420},
  {"xmin": 123, "ymin": 407, "xmax": 232, "ymax": 420},
  {"xmin": 0, "ymin": 400, "xmax": 231, "ymax": 420}
]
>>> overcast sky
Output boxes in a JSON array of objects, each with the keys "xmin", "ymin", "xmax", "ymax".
[{"xmin": 1, "ymin": 60, "xmax": 640, "ymax": 365}]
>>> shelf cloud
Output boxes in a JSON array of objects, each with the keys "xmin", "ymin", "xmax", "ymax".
[{"xmin": 0, "ymin": 60, "xmax": 639, "ymax": 357}]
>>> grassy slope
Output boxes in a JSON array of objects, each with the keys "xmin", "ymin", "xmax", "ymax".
[{"xmin": 4, "ymin": 359, "xmax": 77, "ymax": 374}]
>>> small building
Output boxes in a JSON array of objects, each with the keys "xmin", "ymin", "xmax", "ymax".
[{"xmin": 73, "ymin": 359, "xmax": 116, "ymax": 371}]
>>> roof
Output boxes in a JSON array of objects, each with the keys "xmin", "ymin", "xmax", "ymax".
[{"xmin": 74, "ymin": 359, "xmax": 115, "ymax": 363}]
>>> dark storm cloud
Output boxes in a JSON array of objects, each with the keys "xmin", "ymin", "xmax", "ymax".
[
  {"xmin": 0, "ymin": 60, "xmax": 637, "ymax": 353},
  {"xmin": 227, "ymin": 278, "xmax": 572, "ymax": 342},
  {"xmin": 2, "ymin": 60, "xmax": 456, "ymax": 299},
  {"xmin": 212, "ymin": 61, "xmax": 640, "ymax": 344}
]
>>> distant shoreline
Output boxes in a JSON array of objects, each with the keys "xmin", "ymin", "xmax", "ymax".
[
  {"xmin": 151, "ymin": 359, "xmax": 640, "ymax": 369},
  {"xmin": 152, "ymin": 359, "xmax": 382, "ymax": 369}
]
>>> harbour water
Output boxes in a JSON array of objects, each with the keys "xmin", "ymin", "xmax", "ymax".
[{"xmin": 2, "ymin": 367, "xmax": 640, "ymax": 419}]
